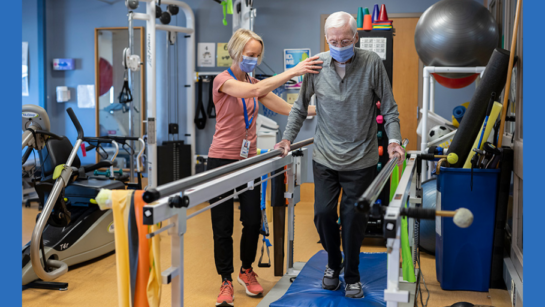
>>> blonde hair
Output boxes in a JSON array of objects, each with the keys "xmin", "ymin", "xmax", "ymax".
[
  {"xmin": 227, "ymin": 29, "xmax": 264, "ymax": 64},
  {"xmin": 325, "ymin": 12, "xmax": 357, "ymax": 36}
]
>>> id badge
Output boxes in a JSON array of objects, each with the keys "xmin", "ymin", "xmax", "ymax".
[{"xmin": 240, "ymin": 139, "xmax": 251, "ymax": 159}]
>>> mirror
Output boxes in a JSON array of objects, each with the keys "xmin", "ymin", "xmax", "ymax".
[{"xmin": 95, "ymin": 27, "xmax": 145, "ymax": 170}]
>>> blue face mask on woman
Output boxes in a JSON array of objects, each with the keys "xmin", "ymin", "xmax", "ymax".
[{"xmin": 239, "ymin": 55, "xmax": 258, "ymax": 73}]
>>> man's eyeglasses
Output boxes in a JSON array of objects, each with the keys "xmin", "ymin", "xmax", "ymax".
[{"xmin": 327, "ymin": 38, "xmax": 356, "ymax": 48}]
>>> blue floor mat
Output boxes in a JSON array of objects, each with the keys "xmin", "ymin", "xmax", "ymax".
[{"xmin": 270, "ymin": 251, "xmax": 387, "ymax": 307}]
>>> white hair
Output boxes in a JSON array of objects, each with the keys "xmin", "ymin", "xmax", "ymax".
[{"xmin": 324, "ymin": 11, "xmax": 357, "ymax": 37}]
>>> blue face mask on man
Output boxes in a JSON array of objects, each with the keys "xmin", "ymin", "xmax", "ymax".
[
  {"xmin": 328, "ymin": 32, "xmax": 357, "ymax": 63},
  {"xmin": 239, "ymin": 55, "xmax": 258, "ymax": 73}
]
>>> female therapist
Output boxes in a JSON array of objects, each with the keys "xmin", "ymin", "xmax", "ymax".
[{"xmin": 209, "ymin": 28, "xmax": 322, "ymax": 306}]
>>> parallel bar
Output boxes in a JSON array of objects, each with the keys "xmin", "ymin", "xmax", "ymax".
[
  {"xmin": 142, "ymin": 138, "xmax": 313, "ymax": 203},
  {"xmin": 356, "ymin": 139, "xmax": 408, "ymax": 211},
  {"xmin": 186, "ymin": 169, "xmax": 288, "ymax": 219},
  {"xmin": 142, "ymin": 152, "xmax": 301, "ymax": 225}
]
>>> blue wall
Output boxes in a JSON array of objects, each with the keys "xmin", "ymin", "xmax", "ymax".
[
  {"xmin": 44, "ymin": 1, "xmax": 147, "ymax": 163},
  {"xmin": 25, "ymin": 0, "xmax": 484, "ymax": 169},
  {"xmin": 22, "ymin": 0, "xmax": 40, "ymax": 106}
]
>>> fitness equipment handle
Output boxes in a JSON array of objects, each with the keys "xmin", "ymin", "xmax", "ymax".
[
  {"xmin": 142, "ymin": 138, "xmax": 314, "ymax": 203},
  {"xmin": 22, "ymin": 147, "xmax": 33, "ymax": 165},
  {"xmin": 355, "ymin": 138, "xmax": 409, "ymax": 212},
  {"xmin": 400, "ymin": 207, "xmax": 436, "ymax": 220},
  {"xmin": 34, "ymin": 130, "xmax": 64, "ymax": 140},
  {"xmin": 30, "ymin": 137, "xmax": 84, "ymax": 282},
  {"xmin": 66, "ymin": 108, "xmax": 84, "ymax": 139}
]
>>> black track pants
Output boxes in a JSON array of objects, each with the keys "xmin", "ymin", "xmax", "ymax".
[
  {"xmin": 207, "ymin": 158, "xmax": 261, "ymax": 280},
  {"xmin": 313, "ymin": 161, "xmax": 376, "ymax": 284}
]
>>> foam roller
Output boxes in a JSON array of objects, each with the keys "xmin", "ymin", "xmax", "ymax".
[
  {"xmin": 447, "ymin": 48, "xmax": 512, "ymax": 167},
  {"xmin": 453, "ymin": 105, "xmax": 466, "ymax": 124}
]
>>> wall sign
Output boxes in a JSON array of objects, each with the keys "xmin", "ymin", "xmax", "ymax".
[
  {"xmin": 284, "ymin": 48, "xmax": 311, "ymax": 90},
  {"xmin": 217, "ymin": 43, "xmax": 232, "ymax": 67},
  {"xmin": 198, "ymin": 43, "xmax": 216, "ymax": 67}
]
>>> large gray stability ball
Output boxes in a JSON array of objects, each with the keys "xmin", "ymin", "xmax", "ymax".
[{"xmin": 414, "ymin": 0, "xmax": 499, "ymax": 78}]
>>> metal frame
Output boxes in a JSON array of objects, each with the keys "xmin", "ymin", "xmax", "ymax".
[
  {"xmin": 142, "ymin": 141, "xmax": 421, "ymax": 306},
  {"xmin": 420, "ymin": 66, "xmax": 486, "ymax": 181},
  {"xmin": 130, "ymin": 0, "xmax": 196, "ymax": 189},
  {"xmin": 141, "ymin": 149, "xmax": 308, "ymax": 306},
  {"xmin": 383, "ymin": 155, "xmax": 416, "ymax": 306}
]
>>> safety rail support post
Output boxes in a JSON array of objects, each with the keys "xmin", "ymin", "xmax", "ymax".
[
  {"xmin": 383, "ymin": 154, "xmax": 417, "ymax": 306},
  {"xmin": 170, "ymin": 206, "xmax": 187, "ymax": 306},
  {"xmin": 286, "ymin": 150, "xmax": 303, "ymax": 276}
]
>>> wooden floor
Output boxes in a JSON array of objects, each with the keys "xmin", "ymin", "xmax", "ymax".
[{"xmin": 22, "ymin": 183, "xmax": 511, "ymax": 307}]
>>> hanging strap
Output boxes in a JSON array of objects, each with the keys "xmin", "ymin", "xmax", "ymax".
[
  {"xmin": 207, "ymin": 76, "xmax": 216, "ymax": 118},
  {"xmin": 118, "ymin": 73, "xmax": 133, "ymax": 114},
  {"xmin": 194, "ymin": 76, "xmax": 207, "ymax": 130}
]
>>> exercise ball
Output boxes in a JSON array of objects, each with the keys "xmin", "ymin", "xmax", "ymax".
[
  {"xmin": 432, "ymin": 73, "xmax": 480, "ymax": 89},
  {"xmin": 415, "ymin": 0, "xmax": 499, "ymax": 82},
  {"xmin": 420, "ymin": 178, "xmax": 437, "ymax": 254}
]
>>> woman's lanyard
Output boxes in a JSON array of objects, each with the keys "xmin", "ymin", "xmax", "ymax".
[{"xmin": 227, "ymin": 68, "xmax": 256, "ymax": 136}]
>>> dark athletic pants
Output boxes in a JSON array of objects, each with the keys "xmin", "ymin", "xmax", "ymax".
[
  {"xmin": 207, "ymin": 158, "xmax": 261, "ymax": 281},
  {"xmin": 313, "ymin": 161, "xmax": 376, "ymax": 284}
]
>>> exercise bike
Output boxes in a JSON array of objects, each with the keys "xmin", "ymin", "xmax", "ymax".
[{"xmin": 22, "ymin": 105, "xmax": 126, "ymax": 290}]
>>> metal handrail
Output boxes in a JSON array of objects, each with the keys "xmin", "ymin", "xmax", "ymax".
[
  {"xmin": 355, "ymin": 139, "xmax": 409, "ymax": 212},
  {"xmin": 142, "ymin": 138, "xmax": 314, "ymax": 203}
]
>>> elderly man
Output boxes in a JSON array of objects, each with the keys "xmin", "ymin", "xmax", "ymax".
[{"xmin": 274, "ymin": 11, "xmax": 405, "ymax": 298}]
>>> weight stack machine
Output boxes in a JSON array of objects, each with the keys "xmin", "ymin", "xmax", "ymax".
[
  {"xmin": 356, "ymin": 30, "xmax": 394, "ymax": 238},
  {"xmin": 157, "ymin": 30, "xmax": 192, "ymax": 186}
]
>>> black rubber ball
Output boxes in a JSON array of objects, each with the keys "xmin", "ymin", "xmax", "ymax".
[
  {"xmin": 126, "ymin": 0, "xmax": 139, "ymax": 10},
  {"xmin": 160, "ymin": 11, "xmax": 171, "ymax": 25},
  {"xmin": 167, "ymin": 5, "xmax": 179, "ymax": 15},
  {"xmin": 155, "ymin": 5, "xmax": 162, "ymax": 18}
]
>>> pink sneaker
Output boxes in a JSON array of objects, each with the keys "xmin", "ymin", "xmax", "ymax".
[
  {"xmin": 237, "ymin": 268, "xmax": 263, "ymax": 296},
  {"xmin": 216, "ymin": 280, "xmax": 234, "ymax": 306}
]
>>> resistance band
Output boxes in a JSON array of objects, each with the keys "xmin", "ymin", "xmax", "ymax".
[
  {"xmin": 194, "ymin": 76, "xmax": 207, "ymax": 129},
  {"xmin": 207, "ymin": 76, "xmax": 216, "ymax": 118},
  {"xmin": 257, "ymin": 149, "xmax": 272, "ymax": 267}
]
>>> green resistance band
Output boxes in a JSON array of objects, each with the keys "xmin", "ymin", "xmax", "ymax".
[{"xmin": 221, "ymin": 0, "xmax": 233, "ymax": 26}]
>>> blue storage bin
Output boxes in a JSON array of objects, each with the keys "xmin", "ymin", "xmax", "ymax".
[{"xmin": 435, "ymin": 167, "xmax": 500, "ymax": 292}]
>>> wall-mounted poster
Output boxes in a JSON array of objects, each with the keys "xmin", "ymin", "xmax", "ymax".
[
  {"xmin": 284, "ymin": 48, "xmax": 311, "ymax": 90},
  {"xmin": 198, "ymin": 43, "xmax": 216, "ymax": 67},
  {"xmin": 217, "ymin": 43, "xmax": 232, "ymax": 67}
]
